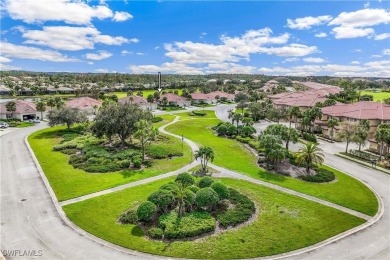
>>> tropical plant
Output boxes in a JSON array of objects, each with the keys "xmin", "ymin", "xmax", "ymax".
[
  {"xmin": 295, "ymin": 142, "xmax": 325, "ymax": 174},
  {"xmin": 338, "ymin": 122, "xmax": 357, "ymax": 153},
  {"xmin": 288, "ymin": 106, "xmax": 301, "ymax": 128},
  {"xmin": 134, "ymin": 119, "xmax": 158, "ymax": 161},
  {"xmin": 231, "ymin": 112, "xmax": 243, "ymax": 135},
  {"xmin": 327, "ymin": 118, "xmax": 339, "ymax": 142},
  {"xmin": 375, "ymin": 123, "xmax": 390, "ymax": 160},
  {"xmin": 36, "ymin": 100, "xmax": 46, "ymax": 120},
  {"xmin": 194, "ymin": 147, "xmax": 215, "ymax": 174},
  {"xmin": 5, "ymin": 101, "xmax": 16, "ymax": 119}
]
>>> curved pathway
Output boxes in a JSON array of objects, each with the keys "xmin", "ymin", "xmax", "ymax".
[
  {"xmin": 215, "ymin": 105, "xmax": 390, "ymax": 260},
  {"xmin": 1, "ymin": 111, "xmax": 389, "ymax": 259}
]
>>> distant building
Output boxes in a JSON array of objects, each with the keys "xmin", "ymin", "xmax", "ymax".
[
  {"xmin": 65, "ymin": 97, "xmax": 102, "ymax": 114},
  {"xmin": 119, "ymin": 95, "xmax": 157, "ymax": 110},
  {"xmin": 0, "ymin": 100, "xmax": 40, "ymax": 121},
  {"xmin": 160, "ymin": 93, "xmax": 191, "ymax": 107},
  {"xmin": 0, "ymin": 85, "xmax": 11, "ymax": 95},
  {"xmin": 317, "ymin": 101, "xmax": 390, "ymax": 154},
  {"xmin": 191, "ymin": 91, "xmax": 235, "ymax": 104}
]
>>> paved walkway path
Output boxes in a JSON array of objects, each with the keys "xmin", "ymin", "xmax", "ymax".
[{"xmin": 60, "ymin": 115, "xmax": 371, "ymax": 222}]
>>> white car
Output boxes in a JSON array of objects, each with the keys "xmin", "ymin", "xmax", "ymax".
[
  {"xmin": 0, "ymin": 122, "xmax": 9, "ymax": 128},
  {"xmin": 29, "ymin": 119, "xmax": 41, "ymax": 124}
]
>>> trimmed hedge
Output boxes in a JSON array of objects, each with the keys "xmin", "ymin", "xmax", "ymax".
[
  {"xmin": 151, "ymin": 117, "xmax": 163, "ymax": 123},
  {"xmin": 211, "ymin": 182, "xmax": 230, "ymax": 200},
  {"xmin": 300, "ymin": 168, "xmax": 335, "ymax": 183},
  {"xmin": 148, "ymin": 227, "xmax": 164, "ymax": 239},
  {"xmin": 196, "ymin": 188, "xmax": 219, "ymax": 209},
  {"xmin": 137, "ymin": 201, "xmax": 156, "ymax": 222},
  {"xmin": 217, "ymin": 188, "xmax": 255, "ymax": 228},
  {"xmin": 175, "ymin": 172, "xmax": 194, "ymax": 187},
  {"xmin": 119, "ymin": 208, "xmax": 138, "ymax": 224},
  {"xmin": 198, "ymin": 176, "xmax": 214, "ymax": 188},
  {"xmin": 158, "ymin": 211, "xmax": 215, "ymax": 239}
]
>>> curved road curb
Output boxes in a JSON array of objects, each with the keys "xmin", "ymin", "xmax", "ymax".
[{"xmin": 23, "ymin": 115, "xmax": 385, "ymax": 260}]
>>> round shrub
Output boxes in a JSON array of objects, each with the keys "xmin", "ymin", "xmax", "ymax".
[
  {"xmin": 184, "ymin": 189, "xmax": 196, "ymax": 206},
  {"xmin": 196, "ymin": 187, "xmax": 219, "ymax": 210},
  {"xmin": 137, "ymin": 201, "xmax": 156, "ymax": 222},
  {"xmin": 151, "ymin": 117, "xmax": 163, "ymax": 123},
  {"xmin": 160, "ymin": 182, "xmax": 179, "ymax": 192},
  {"xmin": 198, "ymin": 176, "xmax": 214, "ymax": 188},
  {"xmin": 301, "ymin": 168, "xmax": 335, "ymax": 183},
  {"xmin": 148, "ymin": 227, "xmax": 163, "ymax": 239},
  {"xmin": 187, "ymin": 185, "xmax": 200, "ymax": 193},
  {"xmin": 119, "ymin": 208, "xmax": 138, "ymax": 224},
  {"xmin": 211, "ymin": 182, "xmax": 230, "ymax": 200},
  {"xmin": 132, "ymin": 157, "xmax": 142, "ymax": 168},
  {"xmin": 148, "ymin": 189, "xmax": 174, "ymax": 212},
  {"xmin": 175, "ymin": 172, "xmax": 194, "ymax": 187}
]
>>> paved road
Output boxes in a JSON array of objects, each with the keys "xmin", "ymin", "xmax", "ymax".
[
  {"xmin": 0, "ymin": 124, "xmax": 147, "ymax": 260},
  {"xmin": 1, "ymin": 109, "xmax": 389, "ymax": 260},
  {"xmin": 215, "ymin": 106, "xmax": 390, "ymax": 260}
]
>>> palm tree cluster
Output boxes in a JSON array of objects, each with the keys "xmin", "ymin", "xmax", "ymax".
[{"xmin": 194, "ymin": 147, "xmax": 215, "ymax": 174}]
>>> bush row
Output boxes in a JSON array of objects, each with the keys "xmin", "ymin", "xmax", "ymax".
[{"xmin": 300, "ymin": 168, "xmax": 335, "ymax": 183}]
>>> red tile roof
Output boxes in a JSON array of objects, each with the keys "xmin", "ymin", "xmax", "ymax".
[
  {"xmin": 65, "ymin": 97, "xmax": 102, "ymax": 110},
  {"xmin": 208, "ymin": 91, "xmax": 235, "ymax": 99},
  {"xmin": 191, "ymin": 93, "xmax": 214, "ymax": 100},
  {"xmin": 0, "ymin": 99, "xmax": 36, "ymax": 114},
  {"xmin": 272, "ymin": 93, "xmax": 328, "ymax": 107},
  {"xmin": 118, "ymin": 95, "xmax": 149, "ymax": 105},
  {"xmin": 321, "ymin": 101, "xmax": 390, "ymax": 120},
  {"xmin": 161, "ymin": 93, "xmax": 188, "ymax": 102}
]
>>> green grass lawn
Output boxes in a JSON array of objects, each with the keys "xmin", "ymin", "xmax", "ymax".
[
  {"xmin": 16, "ymin": 122, "xmax": 34, "ymax": 128},
  {"xmin": 63, "ymin": 177, "xmax": 365, "ymax": 259},
  {"xmin": 175, "ymin": 110, "xmax": 217, "ymax": 120},
  {"xmin": 165, "ymin": 117, "xmax": 378, "ymax": 216},
  {"xmin": 28, "ymin": 115, "xmax": 192, "ymax": 201},
  {"xmin": 361, "ymin": 91, "xmax": 390, "ymax": 102},
  {"xmin": 113, "ymin": 89, "xmax": 183, "ymax": 99}
]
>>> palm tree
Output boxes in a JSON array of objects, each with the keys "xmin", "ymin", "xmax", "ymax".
[
  {"xmin": 173, "ymin": 183, "xmax": 187, "ymax": 217},
  {"xmin": 295, "ymin": 142, "xmax": 325, "ymax": 174},
  {"xmin": 194, "ymin": 146, "xmax": 214, "ymax": 174},
  {"xmin": 36, "ymin": 100, "xmax": 46, "ymax": 120},
  {"xmin": 231, "ymin": 112, "xmax": 243, "ymax": 135},
  {"xmin": 134, "ymin": 119, "xmax": 158, "ymax": 161},
  {"xmin": 288, "ymin": 106, "xmax": 301, "ymax": 128},
  {"xmin": 146, "ymin": 94, "xmax": 154, "ymax": 110},
  {"xmin": 374, "ymin": 127, "xmax": 390, "ymax": 160},
  {"xmin": 327, "ymin": 118, "xmax": 339, "ymax": 142},
  {"xmin": 6, "ymin": 101, "xmax": 17, "ymax": 119},
  {"xmin": 338, "ymin": 122, "xmax": 357, "ymax": 153}
]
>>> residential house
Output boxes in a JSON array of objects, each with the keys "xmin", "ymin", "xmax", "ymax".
[
  {"xmin": 118, "ymin": 95, "xmax": 157, "ymax": 110},
  {"xmin": 191, "ymin": 93, "xmax": 216, "ymax": 104},
  {"xmin": 65, "ymin": 97, "xmax": 102, "ymax": 114},
  {"xmin": 160, "ymin": 93, "xmax": 191, "ymax": 107},
  {"xmin": 0, "ymin": 100, "xmax": 41, "ymax": 121},
  {"xmin": 0, "ymin": 85, "xmax": 11, "ymax": 95},
  {"xmin": 317, "ymin": 101, "xmax": 390, "ymax": 154}
]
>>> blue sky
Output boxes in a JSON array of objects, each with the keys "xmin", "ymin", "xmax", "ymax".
[{"xmin": 1, "ymin": 0, "xmax": 389, "ymax": 76}]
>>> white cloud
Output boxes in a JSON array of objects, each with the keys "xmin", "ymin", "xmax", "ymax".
[
  {"xmin": 383, "ymin": 49, "xmax": 390, "ymax": 55},
  {"xmin": 374, "ymin": 33, "xmax": 390, "ymax": 40},
  {"xmin": 282, "ymin": 58, "xmax": 300, "ymax": 63},
  {"xmin": 1, "ymin": 42, "xmax": 79, "ymax": 62},
  {"xmin": 287, "ymin": 15, "xmax": 333, "ymax": 30},
  {"xmin": 130, "ymin": 62, "xmax": 205, "ymax": 75},
  {"xmin": 136, "ymin": 52, "xmax": 144, "ymax": 55},
  {"xmin": 154, "ymin": 46, "xmax": 160, "ymax": 50},
  {"xmin": 0, "ymin": 56, "xmax": 12, "ymax": 63},
  {"xmin": 257, "ymin": 44, "xmax": 318, "ymax": 57},
  {"xmin": 303, "ymin": 57, "xmax": 326, "ymax": 63},
  {"xmin": 5, "ymin": 0, "xmax": 113, "ymax": 25},
  {"xmin": 350, "ymin": 61, "xmax": 360, "ymax": 64},
  {"xmin": 112, "ymin": 11, "xmax": 133, "ymax": 22},
  {"xmin": 129, "ymin": 38, "xmax": 139, "ymax": 43},
  {"xmin": 364, "ymin": 2, "xmax": 370, "ymax": 8},
  {"xmin": 206, "ymin": 63, "xmax": 255, "ymax": 74},
  {"xmin": 315, "ymin": 32, "xmax": 327, "ymax": 38},
  {"xmin": 371, "ymin": 54, "xmax": 382, "ymax": 58},
  {"xmin": 332, "ymin": 26, "xmax": 374, "ymax": 39},
  {"xmin": 329, "ymin": 8, "xmax": 390, "ymax": 28},
  {"xmin": 258, "ymin": 61, "xmax": 390, "ymax": 77},
  {"xmin": 121, "ymin": 50, "xmax": 132, "ymax": 55},
  {"xmin": 329, "ymin": 8, "xmax": 390, "ymax": 39},
  {"xmin": 85, "ymin": 51, "xmax": 112, "ymax": 60},
  {"xmin": 87, "ymin": 61, "xmax": 94, "ymax": 65},
  {"xmin": 21, "ymin": 26, "xmax": 129, "ymax": 51},
  {"xmin": 0, "ymin": 63, "xmax": 22, "ymax": 71},
  {"xmin": 95, "ymin": 68, "xmax": 109, "ymax": 73}
]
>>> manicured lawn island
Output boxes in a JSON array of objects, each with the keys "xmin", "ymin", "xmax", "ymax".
[
  {"xmin": 28, "ymin": 115, "xmax": 192, "ymax": 201},
  {"xmin": 63, "ymin": 177, "xmax": 365, "ymax": 259},
  {"xmin": 165, "ymin": 117, "xmax": 378, "ymax": 216}
]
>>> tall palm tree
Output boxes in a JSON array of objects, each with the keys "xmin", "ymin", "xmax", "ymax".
[
  {"xmin": 375, "ymin": 128, "xmax": 388, "ymax": 160},
  {"xmin": 173, "ymin": 183, "xmax": 187, "ymax": 217},
  {"xmin": 6, "ymin": 101, "xmax": 17, "ymax": 119},
  {"xmin": 194, "ymin": 146, "xmax": 214, "ymax": 174},
  {"xmin": 327, "ymin": 117, "xmax": 339, "ymax": 142},
  {"xmin": 36, "ymin": 100, "xmax": 46, "ymax": 120},
  {"xmin": 288, "ymin": 106, "xmax": 301, "ymax": 128},
  {"xmin": 231, "ymin": 112, "xmax": 243, "ymax": 135},
  {"xmin": 295, "ymin": 142, "xmax": 325, "ymax": 174},
  {"xmin": 338, "ymin": 122, "xmax": 357, "ymax": 153}
]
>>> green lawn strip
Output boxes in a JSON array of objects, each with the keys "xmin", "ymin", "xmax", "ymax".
[
  {"xmin": 28, "ymin": 123, "xmax": 192, "ymax": 201},
  {"xmin": 113, "ymin": 89, "xmax": 183, "ymax": 99},
  {"xmin": 16, "ymin": 122, "xmax": 34, "ymax": 128},
  {"xmin": 63, "ymin": 177, "xmax": 365, "ymax": 259},
  {"xmin": 360, "ymin": 91, "xmax": 390, "ymax": 102},
  {"xmin": 165, "ymin": 118, "xmax": 378, "ymax": 216},
  {"xmin": 174, "ymin": 110, "xmax": 217, "ymax": 120}
]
